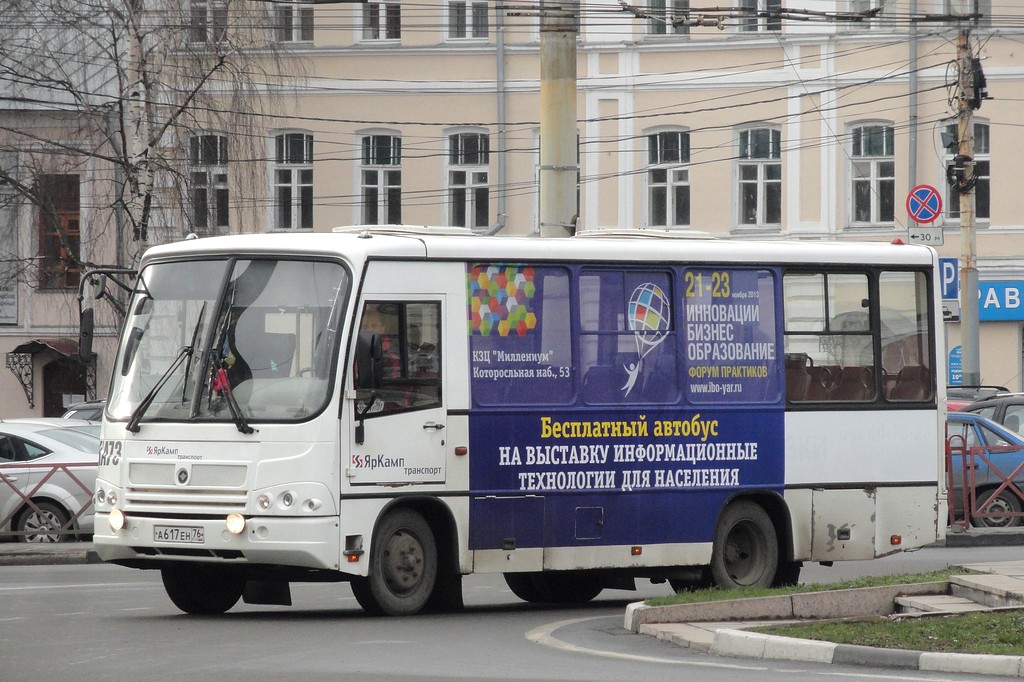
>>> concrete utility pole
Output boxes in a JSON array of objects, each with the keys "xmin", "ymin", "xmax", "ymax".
[
  {"xmin": 956, "ymin": 27, "xmax": 980, "ymax": 386},
  {"xmin": 538, "ymin": 1, "xmax": 578, "ymax": 237}
]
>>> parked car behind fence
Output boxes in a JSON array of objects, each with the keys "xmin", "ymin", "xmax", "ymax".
[
  {"xmin": 0, "ymin": 418, "xmax": 99, "ymax": 542},
  {"xmin": 947, "ymin": 411, "xmax": 1024, "ymax": 529}
]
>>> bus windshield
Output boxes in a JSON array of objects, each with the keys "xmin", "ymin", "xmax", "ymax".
[{"xmin": 108, "ymin": 258, "xmax": 348, "ymax": 427}]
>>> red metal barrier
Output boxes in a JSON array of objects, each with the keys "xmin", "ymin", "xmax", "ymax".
[
  {"xmin": 946, "ymin": 434, "xmax": 1024, "ymax": 528},
  {"xmin": 0, "ymin": 461, "xmax": 95, "ymax": 541}
]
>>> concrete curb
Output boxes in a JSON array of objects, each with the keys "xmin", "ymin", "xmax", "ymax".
[
  {"xmin": 711, "ymin": 629, "xmax": 1024, "ymax": 677},
  {"xmin": 624, "ymin": 581, "xmax": 949, "ymax": 630},
  {"xmin": 0, "ymin": 545, "xmax": 102, "ymax": 566}
]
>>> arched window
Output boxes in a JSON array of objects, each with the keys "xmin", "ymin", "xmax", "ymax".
[
  {"xmin": 647, "ymin": 130, "xmax": 690, "ymax": 228},
  {"xmin": 737, "ymin": 126, "xmax": 781, "ymax": 227},
  {"xmin": 274, "ymin": 132, "xmax": 313, "ymax": 230},
  {"xmin": 361, "ymin": 133, "xmax": 402, "ymax": 225},
  {"xmin": 448, "ymin": 131, "xmax": 489, "ymax": 228},
  {"xmin": 189, "ymin": 133, "xmax": 228, "ymax": 233},
  {"xmin": 849, "ymin": 123, "xmax": 895, "ymax": 226}
]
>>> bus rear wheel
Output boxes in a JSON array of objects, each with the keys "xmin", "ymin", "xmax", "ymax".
[
  {"xmin": 352, "ymin": 509, "xmax": 437, "ymax": 616},
  {"xmin": 161, "ymin": 565, "xmax": 244, "ymax": 614},
  {"xmin": 710, "ymin": 501, "xmax": 779, "ymax": 589}
]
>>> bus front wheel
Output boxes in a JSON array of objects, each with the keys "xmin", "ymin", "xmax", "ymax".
[
  {"xmin": 161, "ymin": 565, "xmax": 244, "ymax": 614},
  {"xmin": 351, "ymin": 509, "xmax": 437, "ymax": 616},
  {"xmin": 710, "ymin": 501, "xmax": 779, "ymax": 589}
]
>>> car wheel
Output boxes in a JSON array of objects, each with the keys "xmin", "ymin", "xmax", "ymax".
[
  {"xmin": 16, "ymin": 501, "xmax": 71, "ymax": 543},
  {"xmin": 971, "ymin": 489, "xmax": 1023, "ymax": 528},
  {"xmin": 710, "ymin": 501, "xmax": 779, "ymax": 589}
]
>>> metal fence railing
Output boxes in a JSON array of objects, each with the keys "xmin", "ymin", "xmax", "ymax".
[
  {"xmin": 947, "ymin": 434, "xmax": 1024, "ymax": 529},
  {"xmin": 0, "ymin": 461, "xmax": 95, "ymax": 542}
]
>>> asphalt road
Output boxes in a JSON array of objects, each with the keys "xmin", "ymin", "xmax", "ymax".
[{"xmin": 3, "ymin": 545, "xmax": 1023, "ymax": 681}]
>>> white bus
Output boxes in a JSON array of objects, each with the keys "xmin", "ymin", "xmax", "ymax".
[{"xmin": 87, "ymin": 227, "xmax": 945, "ymax": 615}]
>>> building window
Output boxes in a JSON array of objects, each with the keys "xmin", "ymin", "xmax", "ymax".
[
  {"xmin": 190, "ymin": 1, "xmax": 227, "ymax": 43},
  {"xmin": 274, "ymin": 133, "xmax": 313, "ymax": 230},
  {"xmin": 363, "ymin": 2, "xmax": 401, "ymax": 40},
  {"xmin": 361, "ymin": 134, "xmax": 402, "ymax": 225},
  {"xmin": 738, "ymin": 0, "xmax": 781, "ymax": 32},
  {"xmin": 647, "ymin": 0, "xmax": 690, "ymax": 36},
  {"xmin": 850, "ymin": 124, "xmax": 895, "ymax": 225},
  {"xmin": 190, "ymin": 134, "xmax": 229, "ymax": 233},
  {"xmin": 647, "ymin": 131, "xmax": 690, "ymax": 227},
  {"xmin": 448, "ymin": 132, "xmax": 489, "ymax": 229},
  {"xmin": 275, "ymin": 4, "xmax": 313, "ymax": 42},
  {"xmin": 36, "ymin": 175, "xmax": 80, "ymax": 289},
  {"xmin": 737, "ymin": 127, "xmax": 781, "ymax": 227},
  {"xmin": 943, "ymin": 1, "xmax": 991, "ymax": 28},
  {"xmin": 448, "ymin": 2, "xmax": 488, "ymax": 39},
  {"xmin": 945, "ymin": 122, "xmax": 989, "ymax": 222}
]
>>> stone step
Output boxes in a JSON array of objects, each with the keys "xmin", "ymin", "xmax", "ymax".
[
  {"xmin": 951, "ymin": 573, "xmax": 1024, "ymax": 608},
  {"xmin": 895, "ymin": 593, "xmax": 989, "ymax": 615}
]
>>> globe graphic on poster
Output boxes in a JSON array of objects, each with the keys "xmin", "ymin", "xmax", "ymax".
[
  {"xmin": 622, "ymin": 283, "xmax": 671, "ymax": 396},
  {"xmin": 627, "ymin": 282, "xmax": 671, "ymax": 343}
]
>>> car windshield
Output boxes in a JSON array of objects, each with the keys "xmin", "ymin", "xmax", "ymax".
[
  {"xmin": 107, "ymin": 258, "xmax": 348, "ymax": 426},
  {"xmin": 39, "ymin": 428, "xmax": 101, "ymax": 453}
]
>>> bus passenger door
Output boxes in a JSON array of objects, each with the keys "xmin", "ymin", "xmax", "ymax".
[{"xmin": 347, "ymin": 298, "xmax": 447, "ymax": 485}]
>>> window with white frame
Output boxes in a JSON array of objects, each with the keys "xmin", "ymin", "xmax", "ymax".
[
  {"xmin": 647, "ymin": 130, "xmax": 690, "ymax": 227},
  {"xmin": 737, "ymin": 127, "xmax": 781, "ymax": 227},
  {"xmin": 274, "ymin": 4, "xmax": 313, "ymax": 42},
  {"xmin": 448, "ymin": 2, "xmax": 488, "ymax": 39},
  {"xmin": 738, "ymin": 0, "xmax": 781, "ymax": 32},
  {"xmin": 944, "ymin": 121, "xmax": 989, "ymax": 221},
  {"xmin": 944, "ymin": 0, "xmax": 991, "ymax": 28},
  {"xmin": 190, "ymin": 1, "xmax": 227, "ymax": 43},
  {"xmin": 363, "ymin": 2, "xmax": 401, "ymax": 40},
  {"xmin": 850, "ymin": 124, "xmax": 895, "ymax": 225},
  {"xmin": 448, "ymin": 132, "xmax": 489, "ymax": 228},
  {"xmin": 647, "ymin": 0, "xmax": 690, "ymax": 36},
  {"xmin": 361, "ymin": 134, "xmax": 402, "ymax": 225},
  {"xmin": 848, "ymin": 0, "xmax": 885, "ymax": 30},
  {"xmin": 190, "ymin": 134, "xmax": 229, "ymax": 233},
  {"xmin": 274, "ymin": 133, "xmax": 313, "ymax": 230}
]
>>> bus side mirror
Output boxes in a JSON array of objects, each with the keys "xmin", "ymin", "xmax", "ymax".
[
  {"xmin": 355, "ymin": 331, "xmax": 384, "ymax": 390},
  {"xmin": 78, "ymin": 306, "xmax": 94, "ymax": 362}
]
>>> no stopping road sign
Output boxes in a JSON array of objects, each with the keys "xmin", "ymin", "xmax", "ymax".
[{"xmin": 906, "ymin": 184, "xmax": 942, "ymax": 224}]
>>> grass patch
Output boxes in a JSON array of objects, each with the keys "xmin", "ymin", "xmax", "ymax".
[
  {"xmin": 755, "ymin": 611, "xmax": 1024, "ymax": 656},
  {"xmin": 644, "ymin": 568, "xmax": 1024, "ymax": 655},
  {"xmin": 645, "ymin": 569, "xmax": 954, "ymax": 607}
]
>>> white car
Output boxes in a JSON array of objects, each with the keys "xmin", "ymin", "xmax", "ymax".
[{"xmin": 0, "ymin": 419, "xmax": 99, "ymax": 543}]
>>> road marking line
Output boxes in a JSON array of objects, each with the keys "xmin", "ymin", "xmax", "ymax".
[{"xmin": 526, "ymin": 616, "xmax": 766, "ymax": 670}]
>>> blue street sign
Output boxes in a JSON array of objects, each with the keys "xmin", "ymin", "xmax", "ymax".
[{"xmin": 940, "ymin": 257, "xmax": 958, "ymax": 300}]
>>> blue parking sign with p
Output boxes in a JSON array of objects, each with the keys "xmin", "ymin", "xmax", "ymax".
[{"xmin": 940, "ymin": 257, "xmax": 958, "ymax": 301}]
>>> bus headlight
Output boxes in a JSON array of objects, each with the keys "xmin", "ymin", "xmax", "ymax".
[
  {"xmin": 109, "ymin": 508, "xmax": 125, "ymax": 532},
  {"xmin": 225, "ymin": 513, "xmax": 246, "ymax": 535}
]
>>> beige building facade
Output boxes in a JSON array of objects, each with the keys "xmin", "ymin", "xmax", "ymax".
[{"xmin": 1, "ymin": 0, "xmax": 1022, "ymax": 415}]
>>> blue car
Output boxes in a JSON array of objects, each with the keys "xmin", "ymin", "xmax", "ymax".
[{"xmin": 947, "ymin": 411, "xmax": 1024, "ymax": 528}]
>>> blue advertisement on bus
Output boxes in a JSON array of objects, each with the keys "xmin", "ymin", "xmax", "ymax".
[{"xmin": 465, "ymin": 263, "xmax": 784, "ymax": 550}]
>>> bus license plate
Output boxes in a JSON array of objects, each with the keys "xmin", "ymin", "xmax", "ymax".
[{"xmin": 154, "ymin": 525, "xmax": 205, "ymax": 544}]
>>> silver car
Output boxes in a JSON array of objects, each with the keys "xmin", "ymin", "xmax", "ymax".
[{"xmin": 0, "ymin": 419, "xmax": 99, "ymax": 542}]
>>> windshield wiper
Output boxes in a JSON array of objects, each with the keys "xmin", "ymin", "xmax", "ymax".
[
  {"xmin": 211, "ymin": 366, "xmax": 255, "ymax": 435},
  {"xmin": 126, "ymin": 344, "xmax": 193, "ymax": 434},
  {"xmin": 126, "ymin": 305, "xmax": 206, "ymax": 434}
]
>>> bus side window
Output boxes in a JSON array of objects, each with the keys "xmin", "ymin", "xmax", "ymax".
[{"xmin": 356, "ymin": 301, "xmax": 442, "ymax": 416}]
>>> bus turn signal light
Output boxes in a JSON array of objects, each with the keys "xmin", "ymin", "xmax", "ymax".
[{"xmin": 890, "ymin": 534, "xmax": 902, "ymax": 546}]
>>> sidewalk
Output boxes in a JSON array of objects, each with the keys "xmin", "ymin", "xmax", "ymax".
[{"xmin": 627, "ymin": 559, "xmax": 1024, "ymax": 678}]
